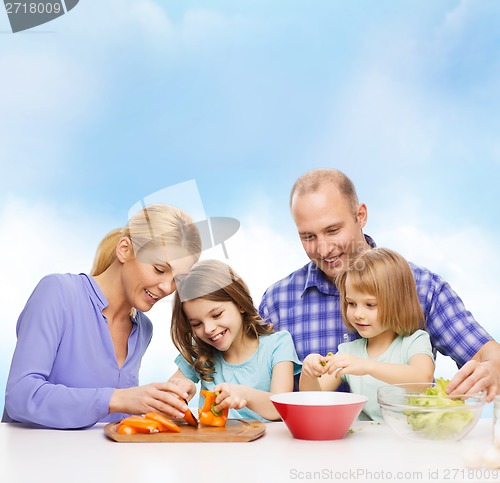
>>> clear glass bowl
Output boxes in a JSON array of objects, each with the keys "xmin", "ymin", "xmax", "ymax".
[{"xmin": 377, "ymin": 383, "xmax": 486, "ymax": 441}]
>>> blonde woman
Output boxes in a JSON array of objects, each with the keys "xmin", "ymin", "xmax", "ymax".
[
  {"xmin": 299, "ymin": 247, "xmax": 435, "ymax": 420},
  {"xmin": 3, "ymin": 205, "xmax": 201, "ymax": 429}
]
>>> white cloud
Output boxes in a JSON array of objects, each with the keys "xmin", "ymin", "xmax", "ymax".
[
  {"xmin": 130, "ymin": 0, "xmax": 174, "ymax": 37},
  {"xmin": 0, "ymin": 47, "xmax": 102, "ymax": 178},
  {"xmin": 370, "ymin": 207, "xmax": 500, "ymax": 346},
  {"xmin": 438, "ymin": 0, "xmax": 497, "ymax": 46},
  {"xmin": 310, "ymin": 0, "xmax": 500, "ymax": 171},
  {"xmin": 311, "ymin": 49, "xmax": 435, "ymax": 171},
  {"xmin": 0, "ymin": 0, "xmax": 258, "ymax": 190},
  {"xmin": 60, "ymin": 0, "xmax": 249, "ymax": 53}
]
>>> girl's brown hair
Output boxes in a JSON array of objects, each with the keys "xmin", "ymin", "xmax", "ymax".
[
  {"xmin": 336, "ymin": 247, "xmax": 425, "ymax": 336},
  {"xmin": 171, "ymin": 259, "xmax": 273, "ymax": 381}
]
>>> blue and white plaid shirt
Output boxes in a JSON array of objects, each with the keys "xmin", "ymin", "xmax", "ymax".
[{"xmin": 259, "ymin": 235, "xmax": 492, "ymax": 371}]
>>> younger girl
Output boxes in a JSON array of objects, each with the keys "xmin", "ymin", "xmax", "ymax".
[
  {"xmin": 170, "ymin": 259, "xmax": 301, "ymax": 422},
  {"xmin": 299, "ymin": 247, "xmax": 435, "ymax": 420}
]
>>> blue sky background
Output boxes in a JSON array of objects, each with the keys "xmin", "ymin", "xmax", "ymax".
[{"xmin": 1, "ymin": 0, "xmax": 500, "ymax": 415}]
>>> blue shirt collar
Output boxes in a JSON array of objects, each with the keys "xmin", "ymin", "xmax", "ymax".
[{"xmin": 303, "ymin": 263, "xmax": 338, "ymax": 295}]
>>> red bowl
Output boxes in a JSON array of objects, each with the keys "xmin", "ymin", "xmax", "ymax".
[{"xmin": 270, "ymin": 391, "xmax": 367, "ymax": 440}]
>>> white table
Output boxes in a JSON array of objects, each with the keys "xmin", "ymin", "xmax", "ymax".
[{"xmin": 1, "ymin": 420, "xmax": 498, "ymax": 483}]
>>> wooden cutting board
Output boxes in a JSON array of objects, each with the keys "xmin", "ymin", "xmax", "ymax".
[{"xmin": 104, "ymin": 418, "xmax": 266, "ymax": 443}]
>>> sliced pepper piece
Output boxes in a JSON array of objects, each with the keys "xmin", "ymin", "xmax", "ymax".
[
  {"xmin": 179, "ymin": 397, "xmax": 198, "ymax": 427},
  {"xmin": 199, "ymin": 390, "xmax": 228, "ymax": 427},
  {"xmin": 119, "ymin": 415, "xmax": 162, "ymax": 433},
  {"xmin": 144, "ymin": 412, "xmax": 181, "ymax": 433},
  {"xmin": 320, "ymin": 351, "xmax": 334, "ymax": 366},
  {"xmin": 117, "ymin": 424, "xmax": 137, "ymax": 435}
]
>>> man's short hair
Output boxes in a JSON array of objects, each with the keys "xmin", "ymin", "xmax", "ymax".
[{"xmin": 290, "ymin": 168, "xmax": 359, "ymax": 215}]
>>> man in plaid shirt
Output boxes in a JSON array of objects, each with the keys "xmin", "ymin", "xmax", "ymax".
[{"xmin": 259, "ymin": 168, "xmax": 499, "ymax": 400}]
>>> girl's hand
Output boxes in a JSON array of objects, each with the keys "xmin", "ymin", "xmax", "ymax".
[
  {"xmin": 329, "ymin": 354, "xmax": 368, "ymax": 377},
  {"xmin": 109, "ymin": 381, "xmax": 190, "ymax": 420},
  {"xmin": 212, "ymin": 383, "xmax": 247, "ymax": 413},
  {"xmin": 302, "ymin": 353, "xmax": 334, "ymax": 379}
]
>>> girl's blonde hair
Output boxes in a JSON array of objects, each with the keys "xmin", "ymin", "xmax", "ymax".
[
  {"xmin": 90, "ymin": 204, "xmax": 202, "ymax": 276},
  {"xmin": 336, "ymin": 247, "xmax": 425, "ymax": 336},
  {"xmin": 171, "ymin": 259, "xmax": 273, "ymax": 382}
]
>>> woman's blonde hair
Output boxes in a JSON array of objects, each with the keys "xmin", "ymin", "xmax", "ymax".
[
  {"xmin": 90, "ymin": 204, "xmax": 202, "ymax": 276},
  {"xmin": 171, "ymin": 259, "xmax": 273, "ymax": 382},
  {"xmin": 336, "ymin": 247, "xmax": 425, "ymax": 336}
]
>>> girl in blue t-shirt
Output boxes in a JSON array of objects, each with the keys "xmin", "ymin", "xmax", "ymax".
[
  {"xmin": 170, "ymin": 259, "xmax": 301, "ymax": 422},
  {"xmin": 299, "ymin": 247, "xmax": 435, "ymax": 420}
]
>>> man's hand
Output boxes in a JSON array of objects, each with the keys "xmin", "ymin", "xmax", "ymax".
[{"xmin": 447, "ymin": 341, "xmax": 500, "ymax": 402}]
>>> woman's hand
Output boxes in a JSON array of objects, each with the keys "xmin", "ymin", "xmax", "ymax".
[
  {"xmin": 168, "ymin": 377, "xmax": 197, "ymax": 400},
  {"xmin": 212, "ymin": 383, "xmax": 247, "ymax": 413},
  {"xmin": 109, "ymin": 381, "xmax": 191, "ymax": 419}
]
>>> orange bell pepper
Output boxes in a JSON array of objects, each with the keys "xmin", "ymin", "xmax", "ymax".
[
  {"xmin": 144, "ymin": 412, "xmax": 181, "ymax": 433},
  {"xmin": 178, "ymin": 397, "xmax": 198, "ymax": 427},
  {"xmin": 118, "ymin": 415, "xmax": 162, "ymax": 433},
  {"xmin": 198, "ymin": 390, "xmax": 228, "ymax": 427},
  {"xmin": 117, "ymin": 424, "xmax": 137, "ymax": 435},
  {"xmin": 184, "ymin": 408, "xmax": 199, "ymax": 427},
  {"xmin": 118, "ymin": 414, "xmax": 180, "ymax": 434}
]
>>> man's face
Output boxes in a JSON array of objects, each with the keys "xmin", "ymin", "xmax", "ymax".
[{"xmin": 291, "ymin": 185, "xmax": 369, "ymax": 281}]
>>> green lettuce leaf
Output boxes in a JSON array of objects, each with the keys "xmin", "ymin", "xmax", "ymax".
[{"xmin": 403, "ymin": 378, "xmax": 474, "ymax": 439}]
